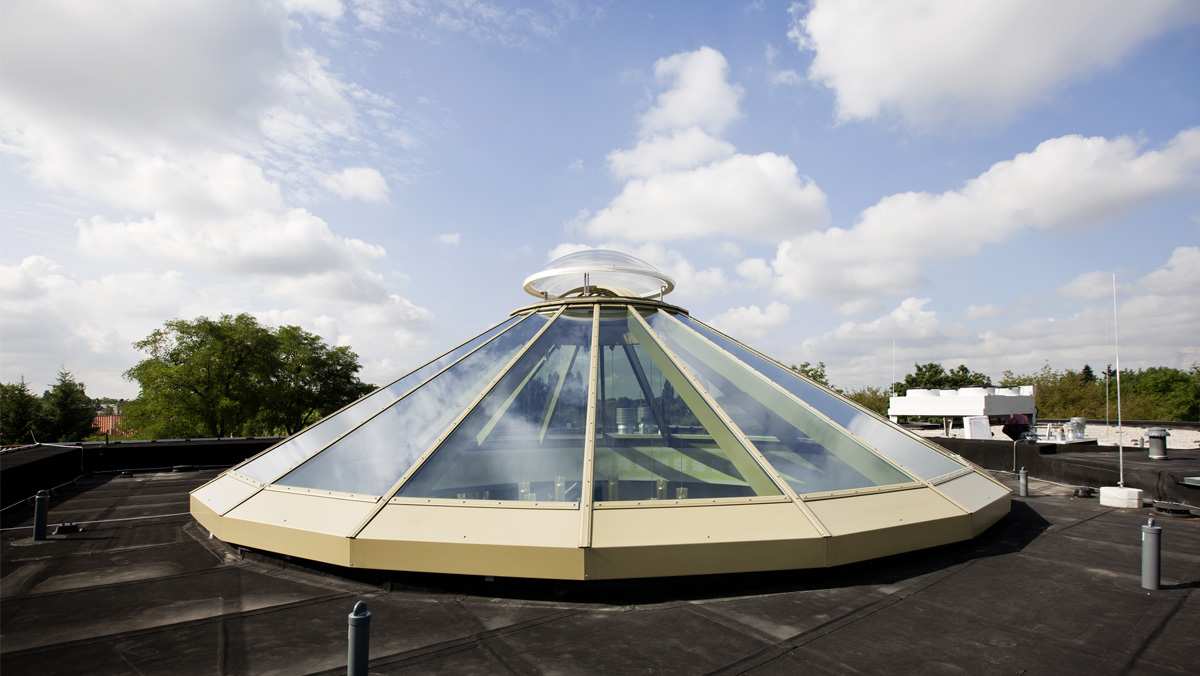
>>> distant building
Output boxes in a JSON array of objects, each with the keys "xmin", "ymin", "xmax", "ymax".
[{"xmin": 93, "ymin": 414, "xmax": 129, "ymax": 438}]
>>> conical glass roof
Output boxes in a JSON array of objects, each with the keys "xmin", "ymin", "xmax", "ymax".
[{"xmin": 191, "ymin": 250, "xmax": 1008, "ymax": 580}]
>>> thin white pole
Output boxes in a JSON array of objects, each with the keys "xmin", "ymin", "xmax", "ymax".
[
  {"xmin": 1105, "ymin": 316, "xmax": 1110, "ymax": 430},
  {"xmin": 891, "ymin": 340, "xmax": 896, "ymax": 399},
  {"xmin": 1113, "ymin": 274, "xmax": 1123, "ymax": 487}
]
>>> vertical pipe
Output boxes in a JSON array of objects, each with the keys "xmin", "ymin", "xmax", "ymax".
[
  {"xmin": 33, "ymin": 490, "xmax": 50, "ymax": 541},
  {"xmin": 347, "ymin": 601, "xmax": 371, "ymax": 676},
  {"xmin": 1141, "ymin": 518, "xmax": 1161, "ymax": 591},
  {"xmin": 1018, "ymin": 467, "xmax": 1028, "ymax": 497},
  {"xmin": 1113, "ymin": 273, "xmax": 1123, "ymax": 487}
]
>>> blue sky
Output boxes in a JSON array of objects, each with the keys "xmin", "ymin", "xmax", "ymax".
[{"xmin": 2, "ymin": 0, "xmax": 1198, "ymax": 399}]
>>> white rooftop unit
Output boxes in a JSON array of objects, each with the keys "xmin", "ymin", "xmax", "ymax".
[{"xmin": 888, "ymin": 386, "xmax": 1036, "ymax": 422}]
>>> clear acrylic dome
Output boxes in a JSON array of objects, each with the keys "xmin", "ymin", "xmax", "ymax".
[{"xmin": 523, "ymin": 249, "xmax": 675, "ymax": 299}]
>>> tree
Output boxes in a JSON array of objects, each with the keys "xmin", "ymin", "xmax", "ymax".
[
  {"xmin": 791, "ymin": 361, "xmax": 831, "ymax": 387},
  {"xmin": 0, "ymin": 377, "xmax": 50, "ymax": 445},
  {"xmin": 893, "ymin": 362, "xmax": 990, "ymax": 396},
  {"xmin": 843, "ymin": 385, "xmax": 890, "ymax": 417},
  {"xmin": 1080, "ymin": 364, "xmax": 1096, "ymax": 384},
  {"xmin": 258, "ymin": 326, "xmax": 376, "ymax": 435},
  {"xmin": 42, "ymin": 369, "xmax": 98, "ymax": 442},
  {"xmin": 124, "ymin": 314, "xmax": 375, "ymax": 439}
]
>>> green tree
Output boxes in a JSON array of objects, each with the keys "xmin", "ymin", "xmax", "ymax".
[
  {"xmin": 124, "ymin": 314, "xmax": 376, "ymax": 439},
  {"xmin": 894, "ymin": 362, "xmax": 990, "ymax": 395},
  {"xmin": 791, "ymin": 361, "xmax": 830, "ymax": 387},
  {"xmin": 125, "ymin": 314, "xmax": 281, "ymax": 438},
  {"xmin": 42, "ymin": 369, "xmax": 98, "ymax": 442},
  {"xmin": 843, "ymin": 385, "xmax": 890, "ymax": 417},
  {"xmin": 0, "ymin": 377, "xmax": 50, "ymax": 444},
  {"xmin": 258, "ymin": 325, "xmax": 376, "ymax": 435}
]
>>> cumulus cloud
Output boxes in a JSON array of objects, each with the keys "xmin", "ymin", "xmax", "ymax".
[
  {"xmin": 1058, "ymin": 271, "xmax": 1116, "ymax": 299},
  {"xmin": 795, "ymin": 247, "xmax": 1200, "ymax": 387},
  {"xmin": 963, "ymin": 304, "xmax": 1004, "ymax": 321},
  {"xmin": 0, "ymin": 1, "xmax": 432, "ymax": 395},
  {"xmin": 767, "ymin": 128, "xmax": 1200, "ymax": 312},
  {"xmin": 324, "ymin": 167, "xmax": 390, "ymax": 202},
  {"xmin": 789, "ymin": 0, "xmax": 1200, "ymax": 125},
  {"xmin": 435, "ymin": 233, "xmax": 461, "ymax": 245},
  {"xmin": 585, "ymin": 47, "xmax": 829, "ymax": 243},
  {"xmin": 640, "ymin": 47, "xmax": 744, "ymax": 136},
  {"xmin": 707, "ymin": 301, "xmax": 792, "ymax": 342}
]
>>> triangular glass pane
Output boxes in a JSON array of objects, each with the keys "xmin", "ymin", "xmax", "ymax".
[
  {"xmin": 672, "ymin": 314, "xmax": 965, "ymax": 480},
  {"xmin": 237, "ymin": 316, "xmax": 523, "ymax": 483},
  {"xmin": 397, "ymin": 308, "xmax": 593, "ymax": 501},
  {"xmin": 592, "ymin": 307, "xmax": 781, "ymax": 501},
  {"xmin": 643, "ymin": 310, "xmax": 913, "ymax": 494},
  {"xmin": 273, "ymin": 312, "xmax": 552, "ymax": 495}
]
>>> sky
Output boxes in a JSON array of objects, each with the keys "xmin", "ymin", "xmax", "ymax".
[{"xmin": 2, "ymin": 0, "xmax": 1199, "ymax": 400}]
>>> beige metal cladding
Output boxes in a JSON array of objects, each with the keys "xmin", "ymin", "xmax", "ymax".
[{"xmin": 189, "ymin": 274, "xmax": 1009, "ymax": 580}]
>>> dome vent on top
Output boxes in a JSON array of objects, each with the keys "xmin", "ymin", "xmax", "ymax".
[{"xmin": 523, "ymin": 249, "xmax": 675, "ymax": 300}]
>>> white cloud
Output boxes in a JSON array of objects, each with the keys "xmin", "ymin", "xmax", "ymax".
[
  {"xmin": 640, "ymin": 47, "xmax": 744, "ymax": 136},
  {"xmin": 1136, "ymin": 246, "xmax": 1200, "ymax": 297},
  {"xmin": 789, "ymin": 0, "xmax": 1200, "ymax": 125},
  {"xmin": 707, "ymin": 301, "xmax": 791, "ymax": 341},
  {"xmin": 283, "ymin": 0, "xmax": 344, "ymax": 21},
  {"xmin": 963, "ymin": 304, "xmax": 1004, "ymax": 321},
  {"xmin": 584, "ymin": 47, "xmax": 829, "ymax": 244},
  {"xmin": 1058, "ymin": 271, "xmax": 1116, "ymax": 299},
  {"xmin": 324, "ymin": 167, "xmax": 390, "ymax": 202},
  {"xmin": 588, "ymin": 153, "xmax": 828, "ymax": 242},
  {"xmin": 0, "ymin": 1, "xmax": 433, "ymax": 396},
  {"xmin": 607, "ymin": 128, "xmax": 735, "ymax": 180},
  {"xmin": 435, "ymin": 233, "xmax": 461, "ymax": 245},
  {"xmin": 796, "ymin": 247, "xmax": 1200, "ymax": 388},
  {"xmin": 768, "ymin": 128, "xmax": 1200, "ymax": 311}
]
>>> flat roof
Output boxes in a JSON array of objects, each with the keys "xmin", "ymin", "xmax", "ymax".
[{"xmin": 2, "ymin": 468, "xmax": 1197, "ymax": 674}]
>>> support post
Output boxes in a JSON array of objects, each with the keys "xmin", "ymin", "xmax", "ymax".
[
  {"xmin": 1141, "ymin": 518, "xmax": 1161, "ymax": 591},
  {"xmin": 1018, "ymin": 467, "xmax": 1028, "ymax": 497},
  {"xmin": 33, "ymin": 490, "xmax": 50, "ymax": 541},
  {"xmin": 348, "ymin": 601, "xmax": 371, "ymax": 676}
]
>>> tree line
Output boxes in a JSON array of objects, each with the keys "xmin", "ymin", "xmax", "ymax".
[
  {"xmin": 0, "ymin": 370, "xmax": 99, "ymax": 444},
  {"xmin": 1, "ymin": 314, "xmax": 375, "ymax": 444},
  {"xmin": 792, "ymin": 360, "xmax": 1200, "ymax": 422}
]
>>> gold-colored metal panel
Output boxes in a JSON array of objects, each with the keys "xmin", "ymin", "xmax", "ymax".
[
  {"xmin": 591, "ymin": 501, "xmax": 822, "ymax": 547},
  {"xmin": 808, "ymin": 488, "xmax": 971, "ymax": 566},
  {"xmin": 219, "ymin": 517, "xmax": 352, "ymax": 567},
  {"xmin": 190, "ymin": 496, "xmax": 222, "ymax": 539},
  {"xmin": 969, "ymin": 489, "xmax": 1011, "ymax": 537},
  {"xmin": 190, "ymin": 472, "xmax": 261, "ymax": 516},
  {"xmin": 224, "ymin": 489, "xmax": 379, "ymax": 536},
  {"xmin": 585, "ymin": 539, "xmax": 826, "ymax": 580},
  {"xmin": 933, "ymin": 471, "xmax": 1011, "ymax": 514},
  {"xmin": 358, "ymin": 503, "xmax": 580, "ymax": 548},
  {"xmin": 351, "ymin": 539, "xmax": 584, "ymax": 579}
]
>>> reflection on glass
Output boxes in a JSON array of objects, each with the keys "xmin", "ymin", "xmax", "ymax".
[
  {"xmin": 644, "ymin": 310, "xmax": 911, "ymax": 494},
  {"xmin": 274, "ymin": 313, "xmax": 551, "ymax": 495},
  {"xmin": 591, "ymin": 308, "xmax": 781, "ymax": 501},
  {"xmin": 237, "ymin": 316, "xmax": 523, "ymax": 483},
  {"xmin": 398, "ymin": 308, "xmax": 592, "ymax": 501},
  {"xmin": 673, "ymin": 314, "xmax": 965, "ymax": 480}
]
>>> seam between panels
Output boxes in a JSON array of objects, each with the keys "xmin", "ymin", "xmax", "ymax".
[
  {"xmin": 630, "ymin": 309, "xmax": 834, "ymax": 540},
  {"xmin": 345, "ymin": 307, "xmax": 566, "ymax": 541}
]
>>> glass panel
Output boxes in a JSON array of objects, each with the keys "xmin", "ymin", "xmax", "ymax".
[
  {"xmin": 591, "ymin": 308, "xmax": 781, "ymax": 501},
  {"xmin": 673, "ymin": 315, "xmax": 965, "ymax": 480},
  {"xmin": 237, "ymin": 315, "xmax": 523, "ymax": 483},
  {"xmin": 397, "ymin": 308, "xmax": 593, "ymax": 501},
  {"xmin": 274, "ymin": 312, "xmax": 552, "ymax": 495},
  {"xmin": 643, "ymin": 311, "xmax": 912, "ymax": 493}
]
